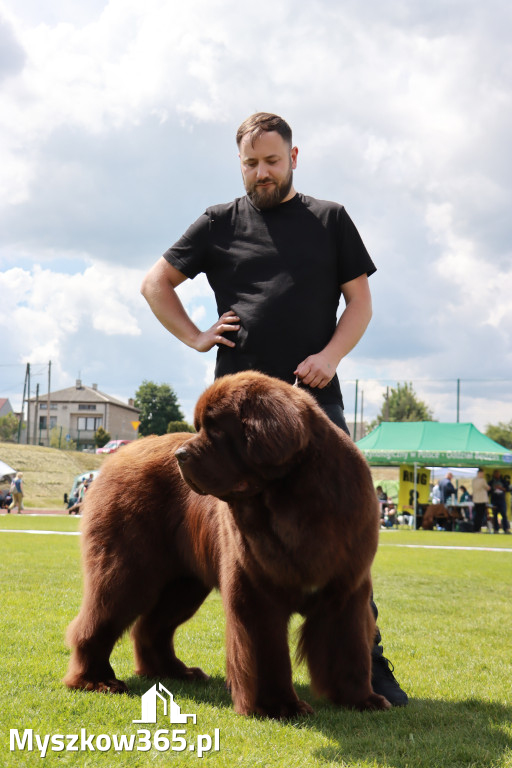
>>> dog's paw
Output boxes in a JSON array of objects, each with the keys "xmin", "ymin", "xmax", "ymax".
[
  {"xmin": 357, "ymin": 692, "xmax": 392, "ymax": 711},
  {"xmin": 255, "ymin": 698, "xmax": 314, "ymax": 719},
  {"xmin": 136, "ymin": 662, "xmax": 210, "ymax": 682},
  {"xmin": 95, "ymin": 678, "xmax": 129, "ymax": 694},
  {"xmin": 180, "ymin": 666, "xmax": 210, "ymax": 682},
  {"xmin": 64, "ymin": 676, "xmax": 128, "ymax": 694}
]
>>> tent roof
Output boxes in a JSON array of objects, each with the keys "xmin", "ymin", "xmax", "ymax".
[
  {"xmin": 0, "ymin": 460, "xmax": 16, "ymax": 481},
  {"xmin": 356, "ymin": 422, "xmax": 512, "ymax": 467}
]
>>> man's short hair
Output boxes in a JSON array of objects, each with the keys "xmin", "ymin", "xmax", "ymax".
[{"xmin": 236, "ymin": 112, "xmax": 292, "ymax": 148}]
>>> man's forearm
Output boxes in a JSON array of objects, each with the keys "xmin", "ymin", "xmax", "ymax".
[
  {"xmin": 323, "ymin": 291, "xmax": 373, "ymax": 367},
  {"xmin": 141, "ymin": 257, "xmax": 240, "ymax": 353},
  {"xmin": 294, "ymin": 274, "xmax": 372, "ymax": 388},
  {"xmin": 141, "ymin": 277, "xmax": 202, "ymax": 349}
]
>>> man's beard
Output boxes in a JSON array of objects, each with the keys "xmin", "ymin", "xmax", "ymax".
[{"xmin": 245, "ymin": 166, "xmax": 293, "ymax": 210}]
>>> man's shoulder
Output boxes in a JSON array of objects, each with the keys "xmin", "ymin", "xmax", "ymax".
[
  {"xmin": 204, "ymin": 195, "xmax": 347, "ymax": 219},
  {"xmin": 205, "ymin": 197, "xmax": 248, "ymax": 219},
  {"xmin": 297, "ymin": 193, "xmax": 346, "ymax": 215}
]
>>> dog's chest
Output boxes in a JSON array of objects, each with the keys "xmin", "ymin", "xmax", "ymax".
[{"xmin": 231, "ymin": 500, "xmax": 328, "ymax": 589}]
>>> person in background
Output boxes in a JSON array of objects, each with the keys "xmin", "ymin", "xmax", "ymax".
[
  {"xmin": 376, "ymin": 485, "xmax": 388, "ymax": 505},
  {"xmin": 489, "ymin": 469, "xmax": 511, "ymax": 534},
  {"xmin": 431, "ymin": 481, "xmax": 442, "ymax": 504},
  {"xmin": 457, "ymin": 483, "xmax": 473, "ymax": 524},
  {"xmin": 459, "ymin": 485, "xmax": 471, "ymax": 503},
  {"xmin": 376, "ymin": 485, "xmax": 389, "ymax": 525},
  {"xmin": 438, "ymin": 472, "xmax": 457, "ymax": 504},
  {"xmin": 8, "ymin": 472, "xmax": 24, "ymax": 514},
  {"xmin": 472, "ymin": 469, "xmax": 490, "ymax": 533},
  {"xmin": 0, "ymin": 486, "xmax": 13, "ymax": 509},
  {"xmin": 68, "ymin": 475, "xmax": 96, "ymax": 516}
]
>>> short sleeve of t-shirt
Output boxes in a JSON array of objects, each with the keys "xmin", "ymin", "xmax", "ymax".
[
  {"xmin": 333, "ymin": 205, "xmax": 376, "ymax": 285},
  {"xmin": 163, "ymin": 212, "xmax": 211, "ymax": 279}
]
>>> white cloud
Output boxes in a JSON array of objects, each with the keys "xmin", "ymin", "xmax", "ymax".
[
  {"xmin": 0, "ymin": 261, "xmax": 143, "ymax": 360},
  {"xmin": 203, "ymin": 360, "xmax": 215, "ymax": 387},
  {"xmin": 189, "ymin": 305, "xmax": 206, "ymax": 325},
  {"xmin": 426, "ymin": 201, "xmax": 512, "ymax": 331}
]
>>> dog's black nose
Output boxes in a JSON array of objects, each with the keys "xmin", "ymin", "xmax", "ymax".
[{"xmin": 175, "ymin": 447, "xmax": 189, "ymax": 464}]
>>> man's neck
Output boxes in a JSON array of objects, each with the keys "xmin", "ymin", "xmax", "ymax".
[{"xmin": 280, "ymin": 185, "xmax": 297, "ymax": 204}]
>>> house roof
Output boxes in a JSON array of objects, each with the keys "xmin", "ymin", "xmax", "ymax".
[
  {"xmin": 28, "ymin": 383, "xmax": 139, "ymax": 413},
  {"xmin": 0, "ymin": 398, "xmax": 13, "ymax": 416}
]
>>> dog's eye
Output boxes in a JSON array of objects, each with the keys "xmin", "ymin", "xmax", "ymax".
[
  {"xmin": 208, "ymin": 427, "xmax": 224, "ymax": 441},
  {"xmin": 202, "ymin": 415, "xmax": 224, "ymax": 441}
]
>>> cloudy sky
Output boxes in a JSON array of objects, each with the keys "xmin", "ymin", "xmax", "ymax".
[{"xmin": 1, "ymin": 0, "xmax": 511, "ymax": 431}]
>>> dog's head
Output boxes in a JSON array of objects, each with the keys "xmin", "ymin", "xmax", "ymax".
[{"xmin": 175, "ymin": 372, "xmax": 313, "ymax": 500}]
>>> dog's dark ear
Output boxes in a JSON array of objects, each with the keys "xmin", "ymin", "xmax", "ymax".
[{"xmin": 241, "ymin": 386, "xmax": 310, "ymax": 470}]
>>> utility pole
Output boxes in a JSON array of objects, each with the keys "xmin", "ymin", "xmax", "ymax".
[
  {"xmin": 47, "ymin": 360, "xmax": 52, "ymax": 445},
  {"xmin": 26, "ymin": 363, "xmax": 31, "ymax": 444},
  {"xmin": 33, "ymin": 383, "xmax": 39, "ymax": 446},
  {"xmin": 353, "ymin": 380, "xmax": 359, "ymax": 440},
  {"xmin": 17, "ymin": 364, "xmax": 29, "ymax": 444},
  {"xmin": 456, "ymin": 378, "xmax": 460, "ymax": 423}
]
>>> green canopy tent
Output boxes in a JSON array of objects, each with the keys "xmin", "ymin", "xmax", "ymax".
[
  {"xmin": 356, "ymin": 422, "xmax": 512, "ymax": 527},
  {"xmin": 356, "ymin": 422, "xmax": 512, "ymax": 467}
]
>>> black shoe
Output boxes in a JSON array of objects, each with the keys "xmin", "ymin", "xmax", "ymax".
[{"xmin": 371, "ymin": 654, "xmax": 408, "ymax": 707}]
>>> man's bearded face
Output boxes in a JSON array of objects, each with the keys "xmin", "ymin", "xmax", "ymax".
[
  {"xmin": 239, "ymin": 130, "xmax": 297, "ymax": 210},
  {"xmin": 244, "ymin": 159, "xmax": 294, "ymax": 210}
]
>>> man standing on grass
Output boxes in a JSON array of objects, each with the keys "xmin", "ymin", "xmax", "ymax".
[{"xmin": 141, "ymin": 111, "xmax": 408, "ymax": 706}]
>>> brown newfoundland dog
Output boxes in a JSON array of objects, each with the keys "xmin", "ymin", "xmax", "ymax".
[{"xmin": 64, "ymin": 371, "xmax": 390, "ymax": 717}]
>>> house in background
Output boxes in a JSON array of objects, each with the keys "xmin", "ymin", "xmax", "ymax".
[
  {"xmin": 27, "ymin": 380, "xmax": 140, "ymax": 450},
  {"xmin": 0, "ymin": 398, "xmax": 14, "ymax": 417}
]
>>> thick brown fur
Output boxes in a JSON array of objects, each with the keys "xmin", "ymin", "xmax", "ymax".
[{"xmin": 64, "ymin": 371, "xmax": 390, "ymax": 716}]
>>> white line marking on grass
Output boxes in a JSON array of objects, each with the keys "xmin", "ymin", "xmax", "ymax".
[
  {"xmin": 1, "ymin": 513, "xmax": 81, "ymax": 517},
  {"xmin": 0, "ymin": 529, "xmax": 80, "ymax": 536},
  {"xmin": 380, "ymin": 543, "xmax": 512, "ymax": 553},
  {"xmin": 3, "ymin": 533, "xmax": 510, "ymax": 549}
]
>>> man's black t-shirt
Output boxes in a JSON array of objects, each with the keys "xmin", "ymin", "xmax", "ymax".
[{"xmin": 163, "ymin": 193, "xmax": 376, "ymax": 407}]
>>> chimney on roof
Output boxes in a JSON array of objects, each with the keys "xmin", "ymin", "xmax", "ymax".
[
  {"xmin": 92, "ymin": 383, "xmax": 98, "ymax": 391},
  {"xmin": 76, "ymin": 379, "xmax": 82, "ymax": 389}
]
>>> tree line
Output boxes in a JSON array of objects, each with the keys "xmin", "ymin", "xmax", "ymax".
[
  {"xmin": 94, "ymin": 380, "xmax": 512, "ymax": 449},
  {"xmin": 133, "ymin": 380, "xmax": 195, "ymax": 437},
  {"xmin": 2, "ymin": 380, "xmax": 512, "ymax": 449},
  {"xmin": 370, "ymin": 382, "xmax": 512, "ymax": 448}
]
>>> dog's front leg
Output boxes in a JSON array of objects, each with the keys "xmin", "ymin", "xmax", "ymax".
[
  {"xmin": 221, "ymin": 566, "xmax": 313, "ymax": 719},
  {"xmin": 301, "ymin": 576, "xmax": 391, "ymax": 711}
]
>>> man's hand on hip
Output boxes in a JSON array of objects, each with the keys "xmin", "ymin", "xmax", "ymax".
[{"xmin": 194, "ymin": 310, "xmax": 240, "ymax": 352}]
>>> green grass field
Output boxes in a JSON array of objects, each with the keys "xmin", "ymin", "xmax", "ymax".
[{"xmin": 0, "ymin": 518, "xmax": 511, "ymax": 768}]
